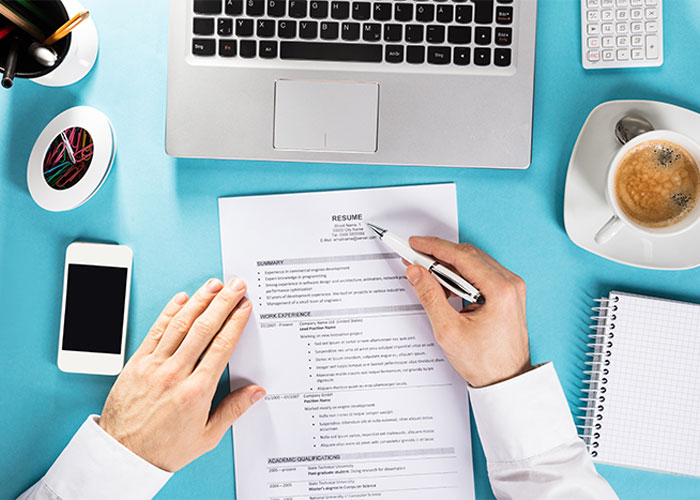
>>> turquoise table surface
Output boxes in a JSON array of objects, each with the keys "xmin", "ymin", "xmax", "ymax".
[{"xmin": 3, "ymin": 1, "xmax": 700, "ymax": 498}]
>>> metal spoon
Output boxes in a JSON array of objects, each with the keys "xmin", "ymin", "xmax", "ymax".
[{"xmin": 614, "ymin": 114, "xmax": 654, "ymax": 145}]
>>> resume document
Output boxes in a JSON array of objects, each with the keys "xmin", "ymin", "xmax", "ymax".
[{"xmin": 218, "ymin": 184, "xmax": 474, "ymax": 500}]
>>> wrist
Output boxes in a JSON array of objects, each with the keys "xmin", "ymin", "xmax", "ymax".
[{"xmin": 466, "ymin": 360, "xmax": 534, "ymax": 388}]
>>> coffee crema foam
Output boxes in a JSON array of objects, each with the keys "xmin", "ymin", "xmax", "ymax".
[{"xmin": 614, "ymin": 140, "xmax": 700, "ymax": 228}]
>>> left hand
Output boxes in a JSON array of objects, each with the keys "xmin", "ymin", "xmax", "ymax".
[{"xmin": 99, "ymin": 278, "xmax": 265, "ymax": 472}]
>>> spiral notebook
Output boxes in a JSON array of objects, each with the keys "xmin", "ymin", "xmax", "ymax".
[{"xmin": 579, "ymin": 291, "xmax": 700, "ymax": 477}]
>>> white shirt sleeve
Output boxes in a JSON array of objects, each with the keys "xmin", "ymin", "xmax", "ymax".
[
  {"xmin": 468, "ymin": 362, "xmax": 618, "ymax": 500},
  {"xmin": 17, "ymin": 415, "xmax": 172, "ymax": 500}
]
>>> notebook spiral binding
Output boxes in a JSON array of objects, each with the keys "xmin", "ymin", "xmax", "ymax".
[{"xmin": 577, "ymin": 294, "xmax": 618, "ymax": 458}]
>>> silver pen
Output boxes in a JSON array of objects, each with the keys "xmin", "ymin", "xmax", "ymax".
[{"xmin": 367, "ymin": 222, "xmax": 484, "ymax": 305}]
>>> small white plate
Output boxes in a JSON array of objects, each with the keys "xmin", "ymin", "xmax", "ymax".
[{"xmin": 564, "ymin": 100, "xmax": 700, "ymax": 270}]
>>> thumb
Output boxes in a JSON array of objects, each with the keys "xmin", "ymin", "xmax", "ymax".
[
  {"xmin": 405, "ymin": 265, "xmax": 454, "ymax": 326},
  {"xmin": 209, "ymin": 384, "xmax": 266, "ymax": 437}
]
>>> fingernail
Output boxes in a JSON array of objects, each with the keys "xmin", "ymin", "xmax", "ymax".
[
  {"xmin": 174, "ymin": 292, "xmax": 188, "ymax": 305},
  {"xmin": 239, "ymin": 298, "xmax": 252, "ymax": 310},
  {"xmin": 227, "ymin": 278, "xmax": 245, "ymax": 291},
  {"xmin": 406, "ymin": 267, "xmax": 421, "ymax": 285},
  {"xmin": 207, "ymin": 278, "xmax": 223, "ymax": 293},
  {"xmin": 250, "ymin": 390, "xmax": 266, "ymax": 404}
]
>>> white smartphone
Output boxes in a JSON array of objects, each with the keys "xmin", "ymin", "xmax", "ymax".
[{"xmin": 57, "ymin": 242, "xmax": 133, "ymax": 375}]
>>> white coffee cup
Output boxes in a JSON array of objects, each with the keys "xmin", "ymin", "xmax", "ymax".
[{"xmin": 595, "ymin": 130, "xmax": 700, "ymax": 245}]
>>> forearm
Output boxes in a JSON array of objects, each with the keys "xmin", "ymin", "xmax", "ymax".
[
  {"xmin": 469, "ymin": 363, "xmax": 618, "ymax": 500},
  {"xmin": 18, "ymin": 416, "xmax": 171, "ymax": 500}
]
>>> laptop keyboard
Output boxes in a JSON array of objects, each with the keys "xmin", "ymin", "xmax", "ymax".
[{"xmin": 190, "ymin": 0, "xmax": 516, "ymax": 69}]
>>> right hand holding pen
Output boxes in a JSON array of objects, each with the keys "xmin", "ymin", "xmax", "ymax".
[{"xmin": 404, "ymin": 237, "xmax": 532, "ymax": 388}]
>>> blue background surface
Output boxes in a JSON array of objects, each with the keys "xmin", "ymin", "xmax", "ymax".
[{"xmin": 2, "ymin": 1, "xmax": 700, "ymax": 498}]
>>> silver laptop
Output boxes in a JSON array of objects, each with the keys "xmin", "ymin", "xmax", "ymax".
[{"xmin": 166, "ymin": 0, "xmax": 537, "ymax": 168}]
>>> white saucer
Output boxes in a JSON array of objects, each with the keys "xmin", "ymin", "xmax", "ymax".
[{"xmin": 564, "ymin": 100, "xmax": 700, "ymax": 270}]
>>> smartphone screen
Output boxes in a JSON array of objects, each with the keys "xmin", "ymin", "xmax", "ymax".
[{"xmin": 62, "ymin": 264, "xmax": 128, "ymax": 354}]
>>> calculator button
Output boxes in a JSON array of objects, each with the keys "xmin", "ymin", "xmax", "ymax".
[
  {"xmin": 617, "ymin": 48, "xmax": 629, "ymax": 60},
  {"xmin": 617, "ymin": 35, "xmax": 629, "ymax": 46},
  {"xmin": 588, "ymin": 0, "xmax": 600, "ymax": 6},
  {"xmin": 631, "ymin": 22, "xmax": 643, "ymax": 33},
  {"xmin": 601, "ymin": 10, "xmax": 614, "ymax": 21},
  {"xmin": 616, "ymin": 0, "xmax": 628, "ymax": 6},
  {"xmin": 630, "ymin": 8, "xmax": 643, "ymax": 19},
  {"xmin": 645, "ymin": 21, "xmax": 658, "ymax": 32},
  {"xmin": 588, "ymin": 10, "xmax": 600, "ymax": 22},
  {"xmin": 587, "ymin": 37, "xmax": 600, "ymax": 48},
  {"xmin": 631, "ymin": 34, "xmax": 643, "ymax": 46},
  {"xmin": 616, "ymin": 9, "xmax": 628, "ymax": 20},
  {"xmin": 588, "ymin": 24, "xmax": 601, "ymax": 35},
  {"xmin": 587, "ymin": 50, "xmax": 601, "ymax": 62},
  {"xmin": 646, "ymin": 34, "xmax": 658, "ymax": 58},
  {"xmin": 602, "ymin": 23, "xmax": 614, "ymax": 34},
  {"xmin": 645, "ymin": 0, "xmax": 657, "ymax": 5},
  {"xmin": 602, "ymin": 49, "xmax": 614, "ymax": 60},
  {"xmin": 632, "ymin": 48, "xmax": 644, "ymax": 59},
  {"xmin": 645, "ymin": 8, "xmax": 658, "ymax": 18},
  {"xmin": 616, "ymin": 23, "xmax": 628, "ymax": 33},
  {"xmin": 602, "ymin": 0, "xmax": 613, "ymax": 5},
  {"xmin": 631, "ymin": 0, "xmax": 643, "ymax": 4},
  {"xmin": 602, "ymin": 36, "xmax": 614, "ymax": 47}
]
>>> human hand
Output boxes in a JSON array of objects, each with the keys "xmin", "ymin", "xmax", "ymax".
[
  {"xmin": 404, "ymin": 237, "xmax": 532, "ymax": 388},
  {"xmin": 99, "ymin": 278, "xmax": 265, "ymax": 472}
]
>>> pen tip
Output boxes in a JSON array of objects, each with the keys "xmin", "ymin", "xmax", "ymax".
[{"xmin": 476, "ymin": 296, "xmax": 485, "ymax": 305}]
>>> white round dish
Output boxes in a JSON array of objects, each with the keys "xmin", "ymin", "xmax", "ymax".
[{"xmin": 564, "ymin": 100, "xmax": 700, "ymax": 270}]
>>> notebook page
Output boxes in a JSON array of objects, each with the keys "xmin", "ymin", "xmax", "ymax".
[{"xmin": 596, "ymin": 291, "xmax": 700, "ymax": 477}]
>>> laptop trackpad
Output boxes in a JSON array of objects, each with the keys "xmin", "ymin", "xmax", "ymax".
[{"xmin": 273, "ymin": 79, "xmax": 379, "ymax": 153}]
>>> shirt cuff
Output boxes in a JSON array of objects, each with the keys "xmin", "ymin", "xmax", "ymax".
[
  {"xmin": 43, "ymin": 415, "xmax": 172, "ymax": 500},
  {"xmin": 468, "ymin": 362, "xmax": 580, "ymax": 463}
]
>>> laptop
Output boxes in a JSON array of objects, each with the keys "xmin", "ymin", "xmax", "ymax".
[{"xmin": 166, "ymin": 0, "xmax": 537, "ymax": 168}]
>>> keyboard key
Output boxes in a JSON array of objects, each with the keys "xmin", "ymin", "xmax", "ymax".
[
  {"xmin": 405, "ymin": 24, "xmax": 424, "ymax": 43},
  {"xmin": 246, "ymin": 0, "xmax": 264, "ymax": 16},
  {"xmin": 373, "ymin": 2, "xmax": 391, "ymax": 21},
  {"xmin": 428, "ymin": 46, "xmax": 450, "ymax": 64},
  {"xmin": 448, "ymin": 26, "xmax": 471, "ymax": 44},
  {"xmin": 495, "ymin": 27, "xmax": 512, "ymax": 45},
  {"xmin": 496, "ymin": 6, "xmax": 512, "ymax": 24},
  {"xmin": 289, "ymin": 0, "xmax": 307, "ymax": 18},
  {"xmin": 406, "ymin": 45, "xmax": 426, "ymax": 64},
  {"xmin": 236, "ymin": 18, "xmax": 254, "ymax": 36},
  {"xmin": 193, "ymin": 17, "xmax": 215, "ymax": 35},
  {"xmin": 260, "ymin": 40, "xmax": 278, "ymax": 58},
  {"xmin": 217, "ymin": 18, "xmax": 233, "ymax": 36},
  {"xmin": 416, "ymin": 3, "xmax": 434, "ymax": 22},
  {"xmin": 240, "ymin": 39, "xmax": 256, "ymax": 57},
  {"xmin": 192, "ymin": 38, "xmax": 216, "ymax": 55},
  {"xmin": 278, "ymin": 20, "xmax": 297, "ymax": 38},
  {"xmin": 320, "ymin": 21, "xmax": 339, "ymax": 39},
  {"xmin": 280, "ymin": 41, "xmax": 382, "ymax": 62},
  {"xmin": 194, "ymin": 0, "xmax": 221, "ymax": 15},
  {"xmin": 494, "ymin": 47, "xmax": 511, "ymax": 66},
  {"xmin": 617, "ymin": 48, "xmax": 629, "ymax": 60},
  {"xmin": 384, "ymin": 24, "xmax": 402, "ymax": 42},
  {"xmin": 454, "ymin": 46, "xmax": 471, "ymax": 65},
  {"xmin": 219, "ymin": 39, "xmax": 237, "ymax": 56},
  {"xmin": 385, "ymin": 45, "xmax": 404, "ymax": 63},
  {"xmin": 300, "ymin": 20, "xmax": 318, "ymax": 38},
  {"xmin": 436, "ymin": 4, "xmax": 453, "ymax": 23},
  {"xmin": 632, "ymin": 47, "xmax": 644, "ymax": 59},
  {"xmin": 394, "ymin": 3, "xmax": 413, "ymax": 22},
  {"xmin": 267, "ymin": 0, "xmax": 285, "ymax": 17},
  {"xmin": 257, "ymin": 19, "xmax": 275, "ymax": 37},
  {"xmin": 331, "ymin": 1, "xmax": 350, "ymax": 19},
  {"xmin": 646, "ymin": 34, "xmax": 658, "ymax": 58},
  {"xmin": 474, "ymin": 47, "xmax": 491, "ymax": 65},
  {"xmin": 341, "ymin": 22, "xmax": 360, "ymax": 40},
  {"xmin": 473, "ymin": 0, "xmax": 494, "ymax": 24},
  {"xmin": 427, "ymin": 25, "xmax": 445, "ymax": 44},
  {"xmin": 362, "ymin": 23, "xmax": 381, "ymax": 41},
  {"xmin": 224, "ymin": 0, "xmax": 243, "ymax": 15},
  {"xmin": 311, "ymin": 1, "xmax": 329, "ymax": 18},
  {"xmin": 456, "ymin": 5, "xmax": 473, "ymax": 24},
  {"xmin": 474, "ymin": 26, "xmax": 491, "ymax": 45},
  {"xmin": 352, "ymin": 2, "xmax": 371, "ymax": 20}
]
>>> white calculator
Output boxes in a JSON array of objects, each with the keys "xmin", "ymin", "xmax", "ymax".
[{"xmin": 581, "ymin": 0, "xmax": 663, "ymax": 69}]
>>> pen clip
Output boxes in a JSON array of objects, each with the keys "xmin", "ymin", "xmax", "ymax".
[{"xmin": 431, "ymin": 269, "xmax": 475, "ymax": 304}]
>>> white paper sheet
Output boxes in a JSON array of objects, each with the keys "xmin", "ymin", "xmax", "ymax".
[{"xmin": 218, "ymin": 184, "xmax": 474, "ymax": 500}]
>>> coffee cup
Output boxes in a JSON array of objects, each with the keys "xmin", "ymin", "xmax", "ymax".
[{"xmin": 595, "ymin": 130, "xmax": 700, "ymax": 245}]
